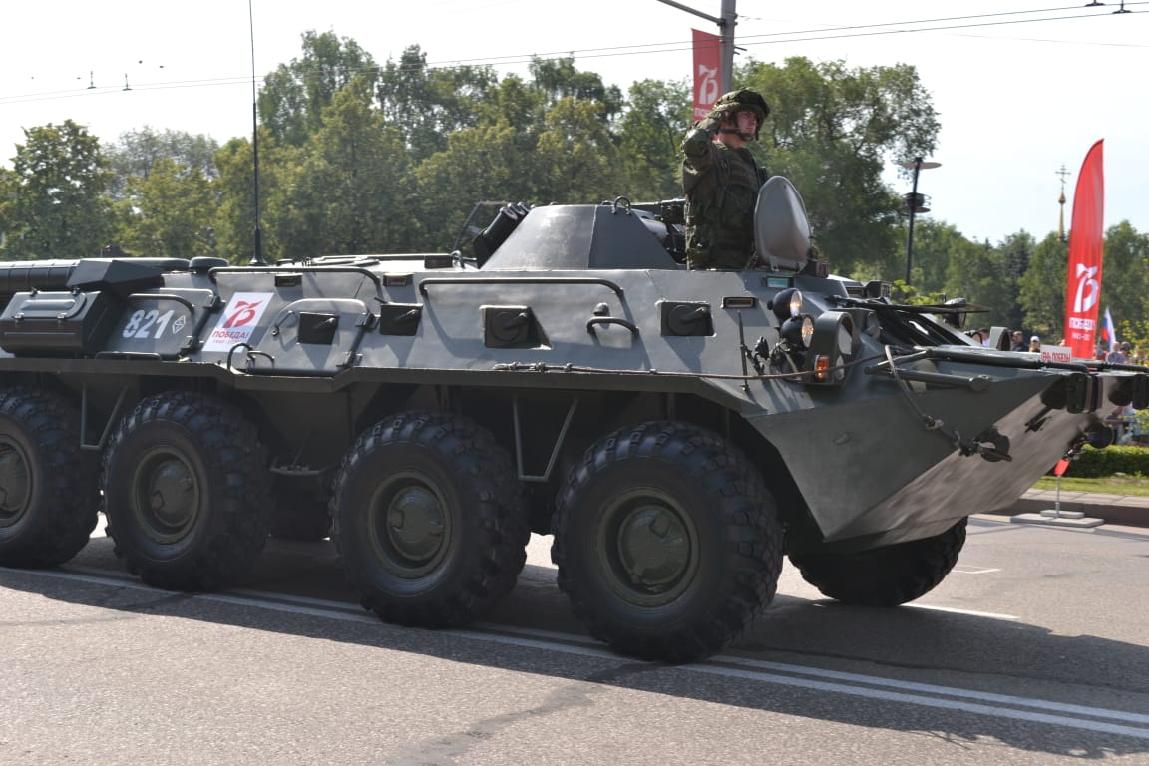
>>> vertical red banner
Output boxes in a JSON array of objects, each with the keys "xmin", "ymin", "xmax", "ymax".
[
  {"xmin": 1063, "ymin": 140, "xmax": 1105, "ymax": 359},
  {"xmin": 692, "ymin": 29, "xmax": 721, "ymax": 121}
]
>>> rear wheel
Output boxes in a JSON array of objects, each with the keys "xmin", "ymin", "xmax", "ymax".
[
  {"xmin": 552, "ymin": 422, "xmax": 783, "ymax": 662},
  {"xmin": 790, "ymin": 519, "xmax": 968, "ymax": 606},
  {"xmin": 102, "ymin": 392, "xmax": 271, "ymax": 590},
  {"xmin": 332, "ymin": 411, "xmax": 528, "ymax": 627},
  {"xmin": 0, "ymin": 387, "xmax": 98, "ymax": 568}
]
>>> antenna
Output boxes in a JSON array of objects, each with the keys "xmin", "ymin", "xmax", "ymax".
[
  {"xmin": 248, "ymin": 0, "xmax": 265, "ymax": 265},
  {"xmin": 1056, "ymin": 164, "xmax": 1070, "ymax": 243}
]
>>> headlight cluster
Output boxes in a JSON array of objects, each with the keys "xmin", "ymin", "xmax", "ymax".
[
  {"xmin": 768, "ymin": 287, "xmax": 858, "ymax": 386},
  {"xmin": 770, "ymin": 288, "xmax": 814, "ymax": 350}
]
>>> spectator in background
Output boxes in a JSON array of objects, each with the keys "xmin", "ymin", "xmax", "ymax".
[
  {"xmin": 1010, "ymin": 330, "xmax": 1026, "ymax": 351},
  {"xmin": 1107, "ymin": 341, "xmax": 1132, "ymax": 365},
  {"xmin": 1028, "ymin": 335, "xmax": 1041, "ymax": 353}
]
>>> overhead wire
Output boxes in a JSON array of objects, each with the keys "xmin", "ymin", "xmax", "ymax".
[{"xmin": 0, "ymin": 2, "xmax": 1144, "ymax": 107}]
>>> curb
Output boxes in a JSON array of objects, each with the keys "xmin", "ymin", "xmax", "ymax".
[{"xmin": 989, "ymin": 489, "xmax": 1149, "ymax": 528}]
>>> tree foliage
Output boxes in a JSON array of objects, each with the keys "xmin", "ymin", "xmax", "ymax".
[
  {"xmin": 3, "ymin": 29, "xmax": 1147, "ymax": 352},
  {"xmin": 2, "ymin": 120, "xmax": 115, "ymax": 258},
  {"xmin": 377, "ymin": 46, "xmax": 496, "ymax": 162},
  {"xmin": 741, "ymin": 57, "xmax": 939, "ymax": 275},
  {"xmin": 259, "ymin": 31, "xmax": 377, "ymax": 147},
  {"xmin": 1018, "ymin": 233, "xmax": 1069, "ymax": 339}
]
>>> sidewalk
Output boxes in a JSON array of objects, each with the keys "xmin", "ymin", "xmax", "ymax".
[{"xmin": 994, "ymin": 489, "xmax": 1149, "ymax": 528}]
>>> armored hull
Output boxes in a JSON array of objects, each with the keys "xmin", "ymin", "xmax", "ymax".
[{"xmin": 0, "ymin": 193, "xmax": 1141, "ymax": 661}]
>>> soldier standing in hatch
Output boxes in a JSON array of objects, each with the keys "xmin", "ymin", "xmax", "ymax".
[{"xmin": 681, "ymin": 89, "xmax": 770, "ymax": 270}]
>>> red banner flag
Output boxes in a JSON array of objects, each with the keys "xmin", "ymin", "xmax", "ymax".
[
  {"xmin": 1063, "ymin": 140, "xmax": 1105, "ymax": 359},
  {"xmin": 692, "ymin": 29, "xmax": 721, "ymax": 121}
]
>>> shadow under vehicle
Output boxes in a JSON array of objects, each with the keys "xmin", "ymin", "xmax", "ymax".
[{"xmin": 0, "ymin": 178, "xmax": 1144, "ymax": 662}]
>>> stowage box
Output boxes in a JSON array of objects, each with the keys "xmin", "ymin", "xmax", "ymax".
[{"xmin": 0, "ymin": 289, "xmax": 121, "ymax": 355}]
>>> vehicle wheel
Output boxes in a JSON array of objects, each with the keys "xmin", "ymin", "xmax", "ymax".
[
  {"xmin": 269, "ymin": 478, "xmax": 331, "ymax": 541},
  {"xmin": 0, "ymin": 387, "xmax": 98, "ymax": 568},
  {"xmin": 102, "ymin": 392, "xmax": 271, "ymax": 590},
  {"xmin": 552, "ymin": 422, "xmax": 783, "ymax": 663},
  {"xmin": 789, "ymin": 518, "xmax": 968, "ymax": 606},
  {"xmin": 332, "ymin": 411, "xmax": 528, "ymax": 627}
]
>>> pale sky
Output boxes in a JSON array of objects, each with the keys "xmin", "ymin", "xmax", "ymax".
[{"xmin": 1, "ymin": 1, "xmax": 1146, "ymax": 245}]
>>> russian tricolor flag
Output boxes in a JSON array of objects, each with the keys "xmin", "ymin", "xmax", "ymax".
[{"xmin": 1102, "ymin": 306, "xmax": 1117, "ymax": 352}]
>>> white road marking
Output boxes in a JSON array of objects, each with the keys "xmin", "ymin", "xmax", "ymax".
[
  {"xmin": 5, "ymin": 565, "xmax": 1147, "ymax": 740},
  {"xmin": 953, "ymin": 566, "xmax": 1001, "ymax": 575},
  {"xmin": 904, "ymin": 602, "xmax": 1018, "ymax": 620}
]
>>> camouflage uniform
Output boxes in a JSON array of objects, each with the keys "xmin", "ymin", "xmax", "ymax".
[{"xmin": 681, "ymin": 90, "xmax": 770, "ymax": 270}]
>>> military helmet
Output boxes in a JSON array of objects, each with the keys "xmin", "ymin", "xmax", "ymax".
[
  {"xmin": 711, "ymin": 89, "xmax": 769, "ymax": 139},
  {"xmin": 713, "ymin": 89, "xmax": 769, "ymax": 121}
]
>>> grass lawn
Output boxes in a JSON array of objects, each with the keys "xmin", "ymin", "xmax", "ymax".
[{"xmin": 1033, "ymin": 474, "xmax": 1149, "ymax": 497}]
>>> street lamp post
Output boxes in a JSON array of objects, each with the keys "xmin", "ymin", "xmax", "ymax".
[{"xmin": 901, "ymin": 157, "xmax": 941, "ymax": 285}]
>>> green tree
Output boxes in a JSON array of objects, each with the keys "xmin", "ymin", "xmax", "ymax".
[
  {"xmin": 118, "ymin": 158, "xmax": 216, "ymax": 258},
  {"xmin": 212, "ymin": 131, "xmax": 300, "ymax": 263},
  {"xmin": 2, "ymin": 120, "xmax": 115, "ymax": 259},
  {"xmin": 944, "ymin": 239, "xmax": 1013, "ymax": 328},
  {"xmin": 411, "ymin": 124, "xmax": 538, "ymax": 252},
  {"xmin": 259, "ymin": 31, "xmax": 377, "ymax": 147},
  {"xmin": 535, "ymin": 97, "xmax": 625, "ymax": 202},
  {"xmin": 617, "ymin": 79, "xmax": 690, "ymax": 201},
  {"xmin": 0, "ymin": 167, "xmax": 16, "ymax": 252},
  {"xmin": 998, "ymin": 230, "xmax": 1036, "ymax": 330},
  {"xmin": 1018, "ymin": 232, "xmax": 1068, "ymax": 339},
  {"xmin": 529, "ymin": 57, "xmax": 623, "ymax": 119},
  {"xmin": 274, "ymin": 80, "xmax": 412, "ymax": 258},
  {"xmin": 1099, "ymin": 221, "xmax": 1149, "ymax": 331},
  {"xmin": 741, "ymin": 57, "xmax": 940, "ymax": 276},
  {"xmin": 105, "ymin": 127, "xmax": 219, "ymax": 198},
  {"xmin": 377, "ymin": 45, "xmax": 496, "ymax": 161},
  {"xmin": 903, "ymin": 219, "xmax": 973, "ymax": 295}
]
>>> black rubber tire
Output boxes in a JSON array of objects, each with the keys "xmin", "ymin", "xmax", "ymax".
[
  {"xmin": 552, "ymin": 421, "xmax": 783, "ymax": 663},
  {"xmin": 269, "ymin": 478, "xmax": 332, "ymax": 541},
  {"xmin": 102, "ymin": 392, "xmax": 271, "ymax": 590},
  {"xmin": 0, "ymin": 387, "xmax": 98, "ymax": 568},
  {"xmin": 332, "ymin": 411, "xmax": 529, "ymax": 627},
  {"xmin": 790, "ymin": 518, "xmax": 968, "ymax": 606}
]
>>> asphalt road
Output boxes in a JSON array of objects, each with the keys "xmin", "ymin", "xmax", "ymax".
[{"xmin": 2, "ymin": 516, "xmax": 1148, "ymax": 765}]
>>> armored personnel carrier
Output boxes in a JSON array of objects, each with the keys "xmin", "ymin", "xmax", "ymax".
[{"xmin": 0, "ymin": 179, "xmax": 1142, "ymax": 661}]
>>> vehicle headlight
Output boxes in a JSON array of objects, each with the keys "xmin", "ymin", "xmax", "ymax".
[
  {"xmin": 781, "ymin": 314, "xmax": 815, "ymax": 349},
  {"xmin": 769, "ymin": 288, "xmax": 804, "ymax": 323}
]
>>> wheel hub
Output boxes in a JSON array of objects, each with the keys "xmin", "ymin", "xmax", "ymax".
[
  {"xmin": 385, "ymin": 485, "xmax": 445, "ymax": 563},
  {"xmin": 0, "ymin": 440, "xmax": 31, "ymax": 526},
  {"xmin": 133, "ymin": 450, "xmax": 199, "ymax": 542},
  {"xmin": 617, "ymin": 504, "xmax": 690, "ymax": 588},
  {"xmin": 371, "ymin": 473, "xmax": 452, "ymax": 577},
  {"xmin": 600, "ymin": 490, "xmax": 699, "ymax": 606}
]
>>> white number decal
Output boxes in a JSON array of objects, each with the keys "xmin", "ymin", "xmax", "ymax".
[
  {"xmin": 153, "ymin": 310, "xmax": 174, "ymax": 337},
  {"xmin": 123, "ymin": 308, "xmax": 178, "ymax": 339},
  {"xmin": 135, "ymin": 310, "xmax": 158, "ymax": 338},
  {"xmin": 122, "ymin": 309, "xmax": 146, "ymax": 338}
]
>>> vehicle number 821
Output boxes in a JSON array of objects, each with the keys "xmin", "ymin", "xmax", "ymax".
[{"xmin": 122, "ymin": 309, "xmax": 176, "ymax": 339}]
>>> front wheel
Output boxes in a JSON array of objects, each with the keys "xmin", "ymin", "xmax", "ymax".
[
  {"xmin": 789, "ymin": 519, "xmax": 968, "ymax": 606},
  {"xmin": 552, "ymin": 422, "xmax": 783, "ymax": 662}
]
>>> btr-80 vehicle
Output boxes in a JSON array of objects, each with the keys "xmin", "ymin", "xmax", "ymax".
[{"xmin": 0, "ymin": 179, "xmax": 1142, "ymax": 661}]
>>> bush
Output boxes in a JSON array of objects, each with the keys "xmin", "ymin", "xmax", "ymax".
[{"xmin": 1063, "ymin": 445, "xmax": 1149, "ymax": 478}]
